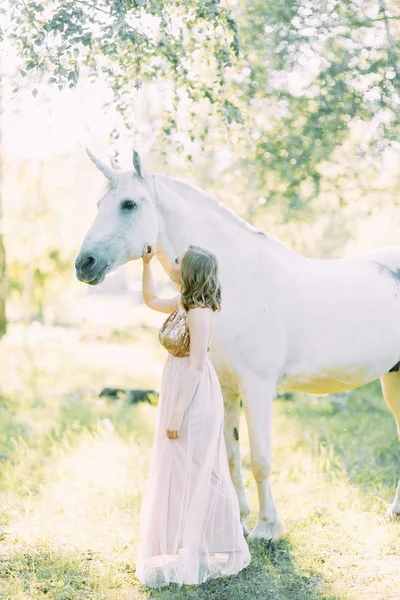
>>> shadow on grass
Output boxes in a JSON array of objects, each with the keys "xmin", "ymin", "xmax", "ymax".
[
  {"xmin": 135, "ymin": 539, "xmax": 342, "ymax": 600},
  {"xmin": 281, "ymin": 381, "xmax": 400, "ymax": 506}
]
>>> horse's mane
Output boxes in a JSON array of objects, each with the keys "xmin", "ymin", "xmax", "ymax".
[
  {"xmin": 157, "ymin": 174, "xmax": 299, "ymax": 260},
  {"xmin": 157, "ymin": 174, "xmax": 266, "ymax": 237}
]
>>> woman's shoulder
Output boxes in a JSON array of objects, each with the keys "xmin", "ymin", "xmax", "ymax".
[
  {"xmin": 186, "ymin": 304, "xmax": 215, "ymax": 313},
  {"xmin": 186, "ymin": 305, "xmax": 214, "ymax": 321}
]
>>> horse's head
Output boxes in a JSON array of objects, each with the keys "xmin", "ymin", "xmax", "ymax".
[{"xmin": 75, "ymin": 149, "xmax": 159, "ymax": 285}]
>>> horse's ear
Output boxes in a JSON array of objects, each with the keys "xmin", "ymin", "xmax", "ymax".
[
  {"xmin": 109, "ymin": 156, "xmax": 122, "ymax": 170},
  {"xmin": 132, "ymin": 149, "xmax": 144, "ymax": 179}
]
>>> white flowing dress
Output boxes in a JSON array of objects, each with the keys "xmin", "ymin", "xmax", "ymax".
[{"xmin": 135, "ymin": 306, "xmax": 251, "ymax": 588}]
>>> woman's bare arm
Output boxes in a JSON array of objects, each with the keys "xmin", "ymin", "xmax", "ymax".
[
  {"xmin": 142, "ymin": 244, "xmax": 180, "ymax": 314},
  {"xmin": 166, "ymin": 308, "xmax": 212, "ymax": 439}
]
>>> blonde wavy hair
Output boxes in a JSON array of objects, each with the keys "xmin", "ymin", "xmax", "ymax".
[{"xmin": 180, "ymin": 245, "xmax": 222, "ymax": 312}]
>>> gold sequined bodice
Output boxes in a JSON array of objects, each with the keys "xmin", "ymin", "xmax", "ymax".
[{"xmin": 158, "ymin": 307, "xmax": 211, "ymax": 358}]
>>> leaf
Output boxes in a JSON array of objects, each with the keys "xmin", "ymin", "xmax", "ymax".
[{"xmin": 81, "ymin": 32, "xmax": 92, "ymax": 46}]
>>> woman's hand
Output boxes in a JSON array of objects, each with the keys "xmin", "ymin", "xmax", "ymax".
[
  {"xmin": 143, "ymin": 243, "xmax": 157, "ymax": 264},
  {"xmin": 166, "ymin": 411, "xmax": 184, "ymax": 440}
]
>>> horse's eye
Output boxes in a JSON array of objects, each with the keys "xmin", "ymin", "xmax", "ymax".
[
  {"xmin": 121, "ymin": 199, "xmax": 137, "ymax": 211},
  {"xmin": 175, "ymin": 257, "xmax": 179, "ymax": 264}
]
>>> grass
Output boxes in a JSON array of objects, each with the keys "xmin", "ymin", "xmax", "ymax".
[{"xmin": 1, "ymin": 321, "xmax": 400, "ymax": 599}]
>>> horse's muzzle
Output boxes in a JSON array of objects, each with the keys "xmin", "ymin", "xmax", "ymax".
[{"xmin": 75, "ymin": 253, "xmax": 109, "ymax": 285}]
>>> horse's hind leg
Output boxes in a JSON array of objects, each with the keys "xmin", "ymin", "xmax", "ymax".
[
  {"xmin": 380, "ymin": 371, "xmax": 400, "ymax": 516},
  {"xmin": 239, "ymin": 374, "xmax": 284, "ymax": 541},
  {"xmin": 221, "ymin": 385, "xmax": 250, "ymax": 534}
]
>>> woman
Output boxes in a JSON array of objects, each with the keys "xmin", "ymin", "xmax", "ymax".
[{"xmin": 135, "ymin": 243, "xmax": 251, "ymax": 588}]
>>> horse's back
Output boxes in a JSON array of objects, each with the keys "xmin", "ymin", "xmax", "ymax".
[{"xmin": 358, "ymin": 245, "xmax": 400, "ymax": 273}]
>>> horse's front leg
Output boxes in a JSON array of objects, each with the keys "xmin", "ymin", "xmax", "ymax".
[
  {"xmin": 240, "ymin": 374, "xmax": 285, "ymax": 542},
  {"xmin": 222, "ymin": 385, "xmax": 250, "ymax": 535},
  {"xmin": 380, "ymin": 371, "xmax": 400, "ymax": 516},
  {"xmin": 390, "ymin": 480, "xmax": 400, "ymax": 516}
]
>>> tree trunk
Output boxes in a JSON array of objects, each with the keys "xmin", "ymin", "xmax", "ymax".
[
  {"xmin": 0, "ymin": 64, "xmax": 6, "ymax": 338},
  {"xmin": 0, "ymin": 230, "xmax": 6, "ymax": 338}
]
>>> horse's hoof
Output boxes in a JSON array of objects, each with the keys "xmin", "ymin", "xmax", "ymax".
[
  {"xmin": 386, "ymin": 504, "xmax": 400, "ymax": 520},
  {"xmin": 248, "ymin": 518, "xmax": 285, "ymax": 543},
  {"xmin": 241, "ymin": 518, "xmax": 250, "ymax": 537}
]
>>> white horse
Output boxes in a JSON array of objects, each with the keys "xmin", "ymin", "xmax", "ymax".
[{"xmin": 75, "ymin": 149, "xmax": 400, "ymax": 541}]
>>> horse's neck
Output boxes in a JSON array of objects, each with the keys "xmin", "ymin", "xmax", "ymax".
[{"xmin": 154, "ymin": 174, "xmax": 300, "ymax": 280}]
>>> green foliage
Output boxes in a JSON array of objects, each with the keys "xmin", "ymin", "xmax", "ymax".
[
  {"xmin": 3, "ymin": 155, "xmax": 89, "ymax": 323},
  {"xmin": 9, "ymin": 248, "xmax": 72, "ymax": 321},
  {"xmin": 5, "ymin": 0, "xmax": 400, "ymax": 220},
  {"xmin": 7, "ymin": 0, "xmax": 241, "ymax": 129},
  {"xmin": 233, "ymin": 0, "xmax": 400, "ymax": 214}
]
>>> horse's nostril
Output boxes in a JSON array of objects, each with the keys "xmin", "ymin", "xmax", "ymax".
[{"xmin": 81, "ymin": 255, "xmax": 96, "ymax": 270}]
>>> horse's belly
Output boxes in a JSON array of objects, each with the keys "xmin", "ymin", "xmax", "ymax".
[
  {"xmin": 277, "ymin": 358, "xmax": 395, "ymax": 394},
  {"xmin": 276, "ymin": 371, "xmax": 374, "ymax": 394}
]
